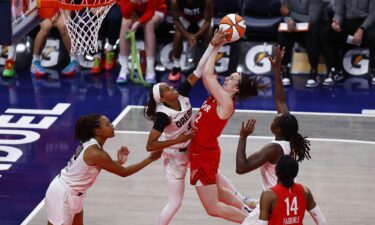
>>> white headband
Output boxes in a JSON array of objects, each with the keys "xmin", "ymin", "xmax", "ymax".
[{"xmin": 152, "ymin": 83, "xmax": 161, "ymax": 103}]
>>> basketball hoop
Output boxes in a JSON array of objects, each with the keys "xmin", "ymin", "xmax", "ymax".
[{"xmin": 38, "ymin": 0, "xmax": 115, "ymax": 55}]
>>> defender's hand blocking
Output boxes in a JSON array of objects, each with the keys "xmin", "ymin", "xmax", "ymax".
[
  {"xmin": 240, "ymin": 119, "xmax": 256, "ymax": 138},
  {"xmin": 117, "ymin": 146, "xmax": 130, "ymax": 165},
  {"xmin": 268, "ymin": 46, "xmax": 285, "ymax": 71}
]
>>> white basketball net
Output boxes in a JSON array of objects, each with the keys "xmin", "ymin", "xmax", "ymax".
[{"xmin": 59, "ymin": 0, "xmax": 115, "ymax": 55}]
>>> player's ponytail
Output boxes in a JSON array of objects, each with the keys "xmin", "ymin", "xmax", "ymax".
[
  {"xmin": 144, "ymin": 85, "xmax": 157, "ymax": 121},
  {"xmin": 237, "ymin": 74, "xmax": 269, "ymax": 101}
]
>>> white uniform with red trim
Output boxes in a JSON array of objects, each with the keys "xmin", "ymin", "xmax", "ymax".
[{"xmin": 157, "ymin": 95, "xmax": 193, "ymax": 180}]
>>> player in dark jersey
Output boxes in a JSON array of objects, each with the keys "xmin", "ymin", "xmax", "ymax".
[
  {"xmin": 253, "ymin": 155, "xmax": 326, "ymax": 225},
  {"xmin": 168, "ymin": 0, "xmax": 213, "ymax": 81}
]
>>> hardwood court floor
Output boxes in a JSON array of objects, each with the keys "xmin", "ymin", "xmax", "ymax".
[{"xmin": 25, "ymin": 106, "xmax": 375, "ymax": 225}]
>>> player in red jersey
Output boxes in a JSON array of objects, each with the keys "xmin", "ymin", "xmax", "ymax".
[
  {"xmin": 254, "ymin": 155, "xmax": 326, "ymax": 225},
  {"xmin": 189, "ymin": 29, "xmax": 268, "ymax": 223}
]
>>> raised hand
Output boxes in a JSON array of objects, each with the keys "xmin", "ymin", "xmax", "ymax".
[
  {"xmin": 210, "ymin": 28, "xmax": 227, "ymax": 46},
  {"xmin": 240, "ymin": 119, "xmax": 256, "ymax": 138},
  {"xmin": 268, "ymin": 45, "xmax": 285, "ymax": 71},
  {"xmin": 117, "ymin": 146, "xmax": 130, "ymax": 165}
]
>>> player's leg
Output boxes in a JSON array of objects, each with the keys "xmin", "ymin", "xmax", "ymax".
[
  {"xmin": 31, "ymin": 18, "xmax": 53, "ymax": 77},
  {"xmin": 143, "ymin": 11, "xmax": 164, "ymax": 84},
  {"xmin": 117, "ymin": 17, "xmax": 133, "ymax": 83},
  {"xmin": 72, "ymin": 211, "xmax": 83, "ymax": 225},
  {"xmin": 104, "ymin": 4, "xmax": 122, "ymax": 71},
  {"xmin": 2, "ymin": 45, "xmax": 16, "ymax": 77},
  {"xmin": 196, "ymin": 184, "xmax": 247, "ymax": 223},
  {"xmin": 56, "ymin": 14, "xmax": 80, "ymax": 76},
  {"xmin": 156, "ymin": 179, "xmax": 185, "ymax": 225}
]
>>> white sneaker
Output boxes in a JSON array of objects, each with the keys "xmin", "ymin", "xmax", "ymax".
[
  {"xmin": 145, "ymin": 72, "xmax": 156, "ymax": 84},
  {"xmin": 116, "ymin": 66, "xmax": 129, "ymax": 84},
  {"xmin": 282, "ymin": 77, "xmax": 291, "ymax": 86}
]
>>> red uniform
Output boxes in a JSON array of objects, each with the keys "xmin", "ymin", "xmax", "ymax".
[
  {"xmin": 269, "ymin": 183, "xmax": 307, "ymax": 225},
  {"xmin": 120, "ymin": 0, "xmax": 167, "ymax": 24},
  {"xmin": 189, "ymin": 96, "xmax": 233, "ymax": 185}
]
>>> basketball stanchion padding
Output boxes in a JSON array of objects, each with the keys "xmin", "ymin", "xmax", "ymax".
[{"xmin": 37, "ymin": 0, "xmax": 115, "ymax": 55}]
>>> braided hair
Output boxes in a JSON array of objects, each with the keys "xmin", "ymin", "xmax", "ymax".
[
  {"xmin": 276, "ymin": 155, "xmax": 299, "ymax": 188},
  {"xmin": 74, "ymin": 114, "xmax": 102, "ymax": 143},
  {"xmin": 276, "ymin": 113, "xmax": 311, "ymax": 162}
]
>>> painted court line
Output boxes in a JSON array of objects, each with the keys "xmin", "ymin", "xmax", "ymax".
[
  {"xmin": 128, "ymin": 105, "xmax": 375, "ymax": 117},
  {"xmin": 115, "ymin": 130, "xmax": 375, "ymax": 146}
]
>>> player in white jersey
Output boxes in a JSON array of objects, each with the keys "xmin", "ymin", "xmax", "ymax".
[
  {"xmin": 144, "ymin": 30, "xmax": 253, "ymax": 225},
  {"xmin": 45, "ymin": 114, "xmax": 161, "ymax": 225},
  {"xmin": 235, "ymin": 47, "xmax": 313, "ymax": 225}
]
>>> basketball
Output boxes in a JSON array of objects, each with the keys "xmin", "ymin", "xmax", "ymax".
[{"xmin": 219, "ymin": 14, "xmax": 246, "ymax": 43}]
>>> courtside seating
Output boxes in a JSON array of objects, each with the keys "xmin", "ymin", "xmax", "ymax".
[{"xmin": 242, "ymin": 0, "xmax": 282, "ymax": 40}]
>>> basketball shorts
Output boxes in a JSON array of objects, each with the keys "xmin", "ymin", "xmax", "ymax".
[
  {"xmin": 189, "ymin": 143, "xmax": 220, "ymax": 186},
  {"xmin": 179, "ymin": 17, "xmax": 213, "ymax": 29},
  {"xmin": 162, "ymin": 148, "xmax": 189, "ymax": 181},
  {"xmin": 45, "ymin": 176, "xmax": 85, "ymax": 224}
]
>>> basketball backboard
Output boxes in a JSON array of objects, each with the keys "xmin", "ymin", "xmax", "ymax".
[{"xmin": 0, "ymin": 0, "xmax": 41, "ymax": 45}]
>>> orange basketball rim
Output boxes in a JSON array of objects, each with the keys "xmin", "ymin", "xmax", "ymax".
[{"xmin": 37, "ymin": 0, "xmax": 116, "ymax": 18}]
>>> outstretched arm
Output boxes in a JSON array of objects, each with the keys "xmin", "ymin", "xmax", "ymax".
[
  {"xmin": 146, "ymin": 128, "xmax": 191, "ymax": 151},
  {"xmin": 236, "ymin": 119, "xmax": 283, "ymax": 174},
  {"xmin": 268, "ymin": 46, "xmax": 288, "ymax": 114},
  {"xmin": 187, "ymin": 28, "xmax": 227, "ymax": 87},
  {"xmin": 85, "ymin": 146, "xmax": 161, "ymax": 177}
]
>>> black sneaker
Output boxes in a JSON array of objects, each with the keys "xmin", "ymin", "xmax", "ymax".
[
  {"xmin": 305, "ymin": 69, "xmax": 319, "ymax": 88},
  {"xmin": 323, "ymin": 68, "xmax": 344, "ymax": 86},
  {"xmin": 371, "ymin": 69, "xmax": 375, "ymax": 85}
]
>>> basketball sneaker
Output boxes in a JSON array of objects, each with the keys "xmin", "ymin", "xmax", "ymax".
[
  {"xmin": 168, "ymin": 67, "xmax": 182, "ymax": 82},
  {"xmin": 305, "ymin": 69, "xmax": 319, "ymax": 88},
  {"xmin": 322, "ymin": 68, "xmax": 344, "ymax": 86},
  {"xmin": 145, "ymin": 72, "xmax": 156, "ymax": 85},
  {"xmin": 2, "ymin": 59, "xmax": 15, "ymax": 77},
  {"xmin": 91, "ymin": 57, "xmax": 101, "ymax": 74},
  {"xmin": 104, "ymin": 51, "xmax": 115, "ymax": 71},
  {"xmin": 116, "ymin": 65, "xmax": 129, "ymax": 84},
  {"xmin": 62, "ymin": 60, "xmax": 80, "ymax": 76},
  {"xmin": 30, "ymin": 60, "xmax": 47, "ymax": 77}
]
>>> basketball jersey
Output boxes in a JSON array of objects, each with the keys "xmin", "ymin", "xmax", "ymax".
[
  {"xmin": 178, "ymin": 0, "xmax": 206, "ymax": 22},
  {"xmin": 260, "ymin": 140, "xmax": 291, "ymax": 190},
  {"xmin": 156, "ymin": 95, "xmax": 193, "ymax": 149},
  {"xmin": 191, "ymin": 96, "xmax": 232, "ymax": 148},
  {"xmin": 269, "ymin": 183, "xmax": 307, "ymax": 225},
  {"xmin": 59, "ymin": 138, "xmax": 101, "ymax": 193}
]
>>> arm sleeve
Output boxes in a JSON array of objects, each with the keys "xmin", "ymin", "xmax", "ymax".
[
  {"xmin": 178, "ymin": 80, "xmax": 193, "ymax": 97},
  {"xmin": 120, "ymin": 0, "xmax": 135, "ymax": 19},
  {"xmin": 309, "ymin": 205, "xmax": 327, "ymax": 225},
  {"xmin": 138, "ymin": 0, "xmax": 158, "ymax": 24},
  {"xmin": 361, "ymin": 0, "xmax": 375, "ymax": 30},
  {"xmin": 153, "ymin": 112, "xmax": 171, "ymax": 133}
]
